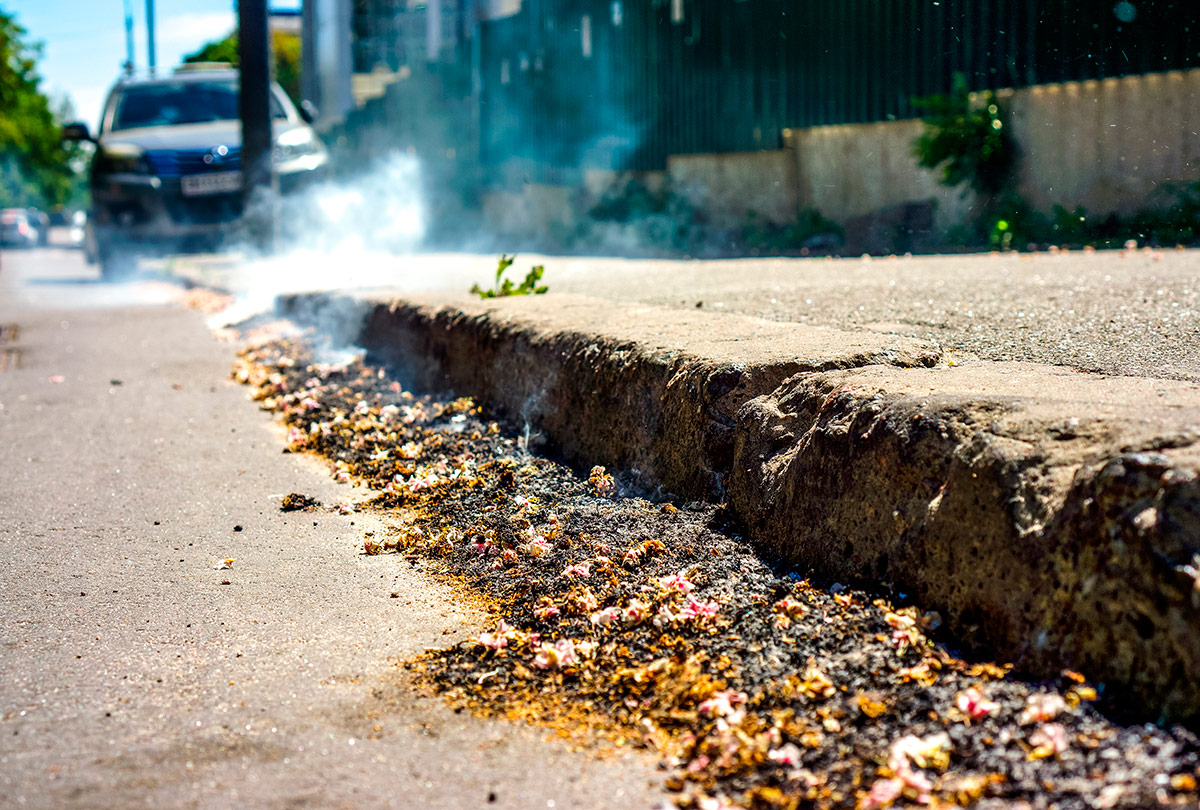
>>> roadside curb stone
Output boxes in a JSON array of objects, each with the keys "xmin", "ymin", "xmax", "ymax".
[
  {"xmin": 279, "ymin": 290, "xmax": 1200, "ymax": 721},
  {"xmin": 730, "ymin": 363, "xmax": 1200, "ymax": 721},
  {"xmin": 345, "ymin": 293, "xmax": 942, "ymax": 499}
]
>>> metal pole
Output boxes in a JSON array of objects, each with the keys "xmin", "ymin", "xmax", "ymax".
[
  {"xmin": 145, "ymin": 0, "xmax": 156, "ymax": 74},
  {"xmin": 239, "ymin": 0, "xmax": 276, "ymax": 251},
  {"xmin": 123, "ymin": 0, "xmax": 135, "ymax": 75},
  {"xmin": 301, "ymin": 0, "xmax": 317, "ymax": 111}
]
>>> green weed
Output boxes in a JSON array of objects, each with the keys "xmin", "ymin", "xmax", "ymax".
[{"xmin": 471, "ymin": 254, "xmax": 549, "ymax": 299}]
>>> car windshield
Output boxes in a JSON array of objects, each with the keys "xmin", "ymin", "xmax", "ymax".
[{"xmin": 110, "ymin": 79, "xmax": 287, "ymax": 130}]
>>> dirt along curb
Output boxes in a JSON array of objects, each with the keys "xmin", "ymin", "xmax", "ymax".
[{"xmin": 278, "ymin": 290, "xmax": 1200, "ymax": 723}]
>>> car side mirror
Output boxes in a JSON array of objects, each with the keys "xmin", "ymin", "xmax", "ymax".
[
  {"xmin": 298, "ymin": 100, "xmax": 318, "ymax": 125},
  {"xmin": 62, "ymin": 122, "xmax": 94, "ymax": 142}
]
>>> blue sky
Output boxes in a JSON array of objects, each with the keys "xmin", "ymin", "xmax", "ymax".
[{"xmin": 4, "ymin": 0, "xmax": 300, "ymax": 129}]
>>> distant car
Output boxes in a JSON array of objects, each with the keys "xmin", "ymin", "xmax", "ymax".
[
  {"xmin": 25, "ymin": 208, "xmax": 50, "ymax": 246},
  {"xmin": 0, "ymin": 208, "xmax": 40, "ymax": 248},
  {"xmin": 63, "ymin": 64, "xmax": 329, "ymax": 279},
  {"xmin": 68, "ymin": 210, "xmax": 87, "ymax": 249}
]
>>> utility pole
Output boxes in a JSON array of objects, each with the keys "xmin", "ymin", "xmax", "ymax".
[
  {"xmin": 239, "ymin": 0, "xmax": 276, "ymax": 252},
  {"xmin": 145, "ymin": 0, "xmax": 156, "ymax": 75},
  {"xmin": 123, "ymin": 0, "xmax": 135, "ymax": 76}
]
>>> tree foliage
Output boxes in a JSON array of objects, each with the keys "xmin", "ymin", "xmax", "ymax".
[
  {"xmin": 912, "ymin": 73, "xmax": 1014, "ymax": 199},
  {"xmin": 184, "ymin": 29, "xmax": 302, "ymax": 106},
  {"xmin": 0, "ymin": 11, "xmax": 81, "ymax": 209},
  {"xmin": 184, "ymin": 32, "xmax": 239, "ymax": 66}
]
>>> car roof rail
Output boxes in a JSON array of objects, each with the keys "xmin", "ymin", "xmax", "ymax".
[{"xmin": 175, "ymin": 62, "xmax": 235, "ymax": 73}]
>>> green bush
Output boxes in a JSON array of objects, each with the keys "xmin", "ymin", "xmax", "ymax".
[
  {"xmin": 913, "ymin": 74, "xmax": 1199, "ymax": 251},
  {"xmin": 913, "ymin": 73, "xmax": 1015, "ymax": 199},
  {"xmin": 981, "ymin": 184, "xmax": 1200, "ymax": 250},
  {"xmin": 741, "ymin": 208, "xmax": 843, "ymax": 254},
  {"xmin": 589, "ymin": 178, "xmax": 673, "ymax": 223},
  {"xmin": 985, "ymin": 193, "xmax": 1048, "ymax": 250}
]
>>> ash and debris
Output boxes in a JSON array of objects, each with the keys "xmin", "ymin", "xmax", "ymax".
[
  {"xmin": 280, "ymin": 492, "xmax": 322, "ymax": 511},
  {"xmin": 232, "ymin": 334, "xmax": 1200, "ymax": 810}
]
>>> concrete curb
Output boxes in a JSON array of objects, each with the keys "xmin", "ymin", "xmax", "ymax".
[{"xmin": 279, "ymin": 290, "xmax": 1200, "ymax": 722}]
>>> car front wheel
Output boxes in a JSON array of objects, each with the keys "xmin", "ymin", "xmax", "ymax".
[{"xmin": 97, "ymin": 239, "xmax": 137, "ymax": 281}]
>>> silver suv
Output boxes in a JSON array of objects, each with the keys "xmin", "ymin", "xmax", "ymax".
[{"xmin": 64, "ymin": 65, "xmax": 329, "ymax": 279}]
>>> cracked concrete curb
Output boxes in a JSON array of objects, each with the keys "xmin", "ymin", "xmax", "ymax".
[
  {"xmin": 731, "ymin": 364, "xmax": 1200, "ymax": 722},
  {"xmin": 353, "ymin": 293, "xmax": 940, "ymax": 500},
  {"xmin": 279, "ymin": 291, "xmax": 1200, "ymax": 722}
]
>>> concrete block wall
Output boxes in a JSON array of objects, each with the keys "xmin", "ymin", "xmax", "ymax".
[
  {"xmin": 666, "ymin": 150, "xmax": 799, "ymax": 228},
  {"xmin": 1007, "ymin": 69, "xmax": 1200, "ymax": 215},
  {"xmin": 786, "ymin": 120, "xmax": 971, "ymax": 233},
  {"xmin": 477, "ymin": 68, "xmax": 1200, "ymax": 243},
  {"xmin": 481, "ymin": 184, "xmax": 576, "ymax": 237}
]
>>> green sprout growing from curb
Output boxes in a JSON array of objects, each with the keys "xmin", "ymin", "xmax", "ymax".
[{"xmin": 471, "ymin": 255, "xmax": 549, "ymax": 299}]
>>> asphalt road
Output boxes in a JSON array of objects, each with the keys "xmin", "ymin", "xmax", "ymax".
[
  {"xmin": 561, "ymin": 249, "xmax": 1200, "ymax": 382},
  {"xmin": 0, "ymin": 244, "xmax": 665, "ymax": 809},
  {"xmin": 6, "ymin": 237, "xmax": 1198, "ymax": 808},
  {"xmin": 164, "ymin": 246, "xmax": 1200, "ymax": 382}
]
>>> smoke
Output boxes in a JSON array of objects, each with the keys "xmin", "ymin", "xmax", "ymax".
[
  {"xmin": 275, "ymin": 150, "xmax": 426, "ymax": 255},
  {"xmin": 208, "ymin": 149, "xmax": 428, "ymax": 332}
]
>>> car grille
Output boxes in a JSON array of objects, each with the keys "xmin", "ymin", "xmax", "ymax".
[
  {"xmin": 164, "ymin": 192, "xmax": 243, "ymax": 225},
  {"xmin": 145, "ymin": 147, "xmax": 243, "ymax": 177}
]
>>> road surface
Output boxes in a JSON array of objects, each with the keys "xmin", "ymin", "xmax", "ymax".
[
  {"xmin": 165, "ymin": 246, "xmax": 1200, "ymax": 382},
  {"xmin": 0, "ymin": 243, "xmax": 665, "ymax": 809}
]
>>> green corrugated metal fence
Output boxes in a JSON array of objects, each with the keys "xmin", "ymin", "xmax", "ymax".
[{"xmin": 477, "ymin": 0, "xmax": 1198, "ymax": 181}]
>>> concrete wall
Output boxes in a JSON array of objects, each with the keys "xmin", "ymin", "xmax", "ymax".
[
  {"xmin": 481, "ymin": 185, "xmax": 575, "ymax": 236},
  {"xmin": 780, "ymin": 68, "xmax": 1200, "ymax": 228},
  {"xmin": 1007, "ymin": 69, "xmax": 1200, "ymax": 214},
  {"xmin": 479, "ymin": 68, "xmax": 1200, "ymax": 243},
  {"xmin": 580, "ymin": 168, "xmax": 668, "ymax": 198},
  {"xmin": 667, "ymin": 150, "xmax": 799, "ymax": 228},
  {"xmin": 787, "ymin": 120, "xmax": 972, "ymax": 231}
]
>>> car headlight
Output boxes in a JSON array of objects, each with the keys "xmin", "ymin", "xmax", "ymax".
[
  {"xmin": 273, "ymin": 129, "xmax": 326, "ymax": 165},
  {"xmin": 101, "ymin": 143, "xmax": 152, "ymax": 174}
]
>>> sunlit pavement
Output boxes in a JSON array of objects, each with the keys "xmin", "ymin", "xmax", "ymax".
[
  {"xmin": 0, "ymin": 232, "xmax": 181, "ymax": 312},
  {"xmin": 8, "ymin": 236, "xmax": 1198, "ymax": 382},
  {"xmin": 0, "ymin": 238, "xmax": 667, "ymax": 810},
  {"xmin": 166, "ymin": 244, "xmax": 1200, "ymax": 382}
]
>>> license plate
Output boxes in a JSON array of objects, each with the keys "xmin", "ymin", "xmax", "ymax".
[{"xmin": 181, "ymin": 171, "xmax": 242, "ymax": 196}]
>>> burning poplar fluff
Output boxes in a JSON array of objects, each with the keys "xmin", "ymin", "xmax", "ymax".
[{"xmin": 233, "ymin": 337, "xmax": 1200, "ymax": 810}]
